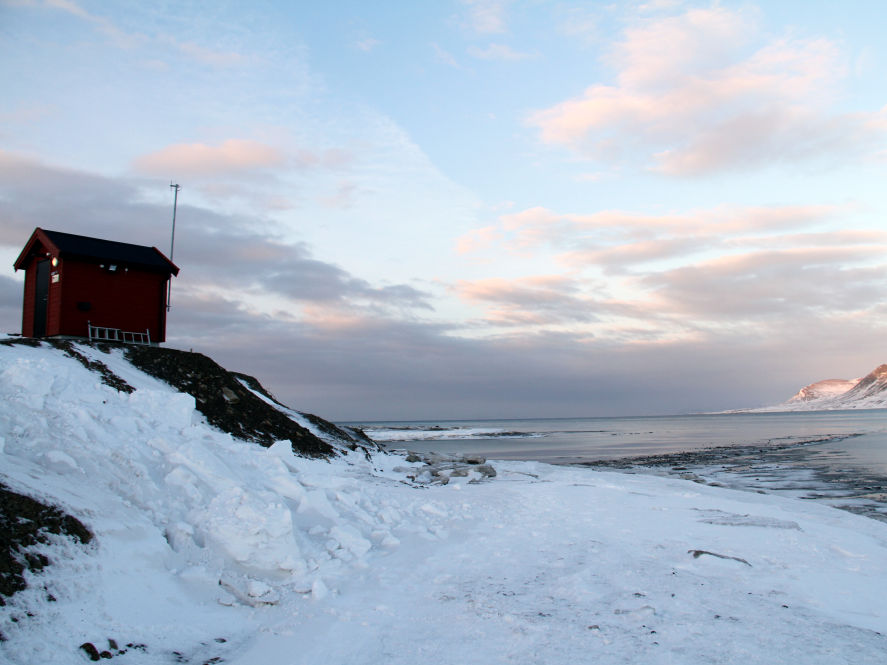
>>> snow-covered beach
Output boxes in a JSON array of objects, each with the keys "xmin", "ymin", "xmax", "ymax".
[{"xmin": 2, "ymin": 340, "xmax": 887, "ymax": 664}]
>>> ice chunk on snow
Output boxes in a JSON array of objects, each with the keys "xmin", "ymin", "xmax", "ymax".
[
  {"xmin": 198, "ymin": 486, "xmax": 304, "ymax": 574},
  {"xmin": 298, "ymin": 488, "xmax": 340, "ymax": 521},
  {"xmin": 328, "ymin": 525, "xmax": 372, "ymax": 558},
  {"xmin": 41, "ymin": 449, "xmax": 80, "ymax": 473},
  {"xmin": 311, "ymin": 578, "xmax": 329, "ymax": 600}
]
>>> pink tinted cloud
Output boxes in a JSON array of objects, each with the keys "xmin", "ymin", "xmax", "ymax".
[
  {"xmin": 457, "ymin": 275, "xmax": 581, "ymax": 304},
  {"xmin": 133, "ymin": 139, "xmax": 286, "ymax": 176},
  {"xmin": 610, "ymin": 6, "xmax": 756, "ymax": 89},
  {"xmin": 561, "ymin": 237, "xmax": 709, "ymax": 272},
  {"xmin": 299, "ymin": 304, "xmax": 375, "ymax": 332},
  {"xmin": 641, "ymin": 245, "xmax": 887, "ymax": 318},
  {"xmin": 457, "ymin": 203, "xmax": 839, "ymax": 262},
  {"xmin": 47, "ymin": 0, "xmax": 144, "ymax": 49},
  {"xmin": 454, "ymin": 275, "xmax": 600, "ymax": 326},
  {"xmin": 527, "ymin": 6, "xmax": 883, "ymax": 174},
  {"xmin": 452, "ymin": 202, "xmax": 883, "ymax": 332},
  {"xmin": 451, "ymin": 235, "xmax": 887, "ymax": 334},
  {"xmin": 455, "ymin": 225, "xmax": 503, "ymax": 254},
  {"xmin": 731, "ymin": 229, "xmax": 887, "ymax": 250}
]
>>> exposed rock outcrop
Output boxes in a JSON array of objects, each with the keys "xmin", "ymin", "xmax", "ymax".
[
  {"xmin": 124, "ymin": 345, "xmax": 340, "ymax": 457},
  {"xmin": 0, "ymin": 482, "xmax": 93, "ymax": 621}
]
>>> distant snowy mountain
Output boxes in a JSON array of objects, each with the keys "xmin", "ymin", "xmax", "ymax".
[
  {"xmin": 762, "ymin": 364, "xmax": 887, "ymax": 411},
  {"xmin": 837, "ymin": 364, "xmax": 887, "ymax": 407},
  {"xmin": 786, "ymin": 378, "xmax": 861, "ymax": 404}
]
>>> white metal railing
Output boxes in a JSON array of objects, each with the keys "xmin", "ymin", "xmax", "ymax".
[{"xmin": 87, "ymin": 322, "xmax": 151, "ymax": 345}]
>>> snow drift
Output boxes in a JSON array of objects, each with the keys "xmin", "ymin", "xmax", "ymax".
[{"xmin": 2, "ymin": 338, "xmax": 887, "ymax": 664}]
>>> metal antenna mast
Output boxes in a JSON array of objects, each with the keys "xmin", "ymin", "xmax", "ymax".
[{"xmin": 167, "ymin": 183, "xmax": 180, "ymax": 311}]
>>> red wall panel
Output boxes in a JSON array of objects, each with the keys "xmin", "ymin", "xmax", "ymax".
[
  {"xmin": 18, "ymin": 254, "xmax": 171, "ymax": 342},
  {"xmin": 56, "ymin": 261, "xmax": 170, "ymax": 342}
]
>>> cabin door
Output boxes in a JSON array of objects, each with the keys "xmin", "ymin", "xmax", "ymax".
[{"xmin": 33, "ymin": 259, "xmax": 50, "ymax": 337}]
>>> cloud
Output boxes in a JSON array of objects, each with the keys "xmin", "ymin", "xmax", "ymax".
[
  {"xmin": 44, "ymin": 0, "xmax": 144, "ymax": 49},
  {"xmin": 0, "ymin": 274, "xmax": 23, "ymax": 335},
  {"xmin": 166, "ymin": 290, "xmax": 887, "ymax": 420},
  {"xmin": 2, "ymin": 152, "xmax": 886, "ymax": 420},
  {"xmin": 558, "ymin": 7, "xmax": 600, "ymax": 45},
  {"xmin": 431, "ymin": 42, "xmax": 460, "ymax": 68},
  {"xmin": 42, "ymin": 0, "xmax": 248, "ymax": 66},
  {"xmin": 319, "ymin": 181, "xmax": 360, "ymax": 209},
  {"xmin": 0, "ymin": 151, "xmax": 432, "ymax": 318},
  {"xmin": 454, "ymin": 275, "xmax": 601, "ymax": 326},
  {"xmin": 527, "ymin": 6, "xmax": 886, "ymax": 174},
  {"xmin": 132, "ymin": 139, "xmax": 286, "ymax": 177},
  {"xmin": 458, "ymin": 203, "xmax": 840, "ymax": 262},
  {"xmin": 456, "ymin": 225, "xmax": 504, "ymax": 255},
  {"xmin": 452, "ymin": 200, "xmax": 886, "ymax": 348},
  {"xmin": 562, "ymin": 236, "xmax": 710, "ymax": 273},
  {"xmin": 293, "ymin": 148, "xmax": 353, "ymax": 170},
  {"xmin": 641, "ymin": 246, "xmax": 887, "ymax": 321},
  {"xmin": 460, "ymin": 0, "xmax": 510, "ymax": 35},
  {"xmin": 172, "ymin": 40, "xmax": 247, "ymax": 67},
  {"xmin": 355, "ymin": 37, "xmax": 381, "ymax": 52},
  {"xmin": 468, "ymin": 43, "xmax": 535, "ymax": 61}
]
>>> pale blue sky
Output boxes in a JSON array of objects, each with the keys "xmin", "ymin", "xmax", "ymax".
[{"xmin": 1, "ymin": 1, "xmax": 885, "ymax": 419}]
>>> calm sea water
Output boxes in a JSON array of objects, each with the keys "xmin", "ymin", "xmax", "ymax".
[{"xmin": 352, "ymin": 410, "xmax": 887, "ymax": 475}]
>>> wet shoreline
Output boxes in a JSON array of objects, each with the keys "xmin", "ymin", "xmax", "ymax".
[{"xmin": 576, "ymin": 433, "xmax": 887, "ymax": 523}]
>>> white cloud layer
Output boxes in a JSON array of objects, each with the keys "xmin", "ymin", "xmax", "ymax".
[{"xmin": 528, "ymin": 6, "xmax": 886, "ymax": 174}]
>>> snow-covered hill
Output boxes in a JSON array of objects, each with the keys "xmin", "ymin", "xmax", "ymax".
[
  {"xmin": 765, "ymin": 364, "xmax": 887, "ymax": 411},
  {"xmin": 786, "ymin": 378, "xmax": 861, "ymax": 404},
  {"xmin": 3, "ymin": 338, "xmax": 887, "ymax": 664}
]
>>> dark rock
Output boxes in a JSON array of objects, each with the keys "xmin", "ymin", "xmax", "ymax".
[
  {"xmin": 474, "ymin": 464, "xmax": 497, "ymax": 479},
  {"xmin": 688, "ymin": 549, "xmax": 751, "ymax": 566},
  {"xmin": 394, "ymin": 452, "xmax": 497, "ymax": 485},
  {"xmin": 0, "ymin": 482, "xmax": 93, "ymax": 606},
  {"xmin": 80, "ymin": 642, "xmax": 101, "ymax": 661},
  {"xmin": 123, "ymin": 345, "xmax": 335, "ymax": 458},
  {"xmin": 47, "ymin": 340, "xmax": 135, "ymax": 393},
  {"xmin": 0, "ymin": 337, "xmax": 42, "ymax": 348},
  {"xmin": 220, "ymin": 387, "xmax": 239, "ymax": 403}
]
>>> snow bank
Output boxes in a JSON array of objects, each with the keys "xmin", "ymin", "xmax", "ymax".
[
  {"xmin": 2, "ymin": 341, "xmax": 887, "ymax": 664},
  {"xmin": 0, "ymin": 342, "xmax": 450, "ymax": 662}
]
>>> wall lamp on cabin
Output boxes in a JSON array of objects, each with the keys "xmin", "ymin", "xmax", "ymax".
[{"xmin": 51, "ymin": 257, "xmax": 58, "ymax": 267}]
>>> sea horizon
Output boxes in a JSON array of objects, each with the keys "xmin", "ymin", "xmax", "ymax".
[{"xmin": 348, "ymin": 409, "xmax": 887, "ymax": 462}]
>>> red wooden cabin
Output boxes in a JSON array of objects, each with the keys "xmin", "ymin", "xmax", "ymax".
[{"xmin": 14, "ymin": 228, "xmax": 179, "ymax": 344}]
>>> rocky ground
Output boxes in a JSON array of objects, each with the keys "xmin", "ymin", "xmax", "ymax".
[{"xmin": 0, "ymin": 483, "xmax": 92, "ymax": 639}]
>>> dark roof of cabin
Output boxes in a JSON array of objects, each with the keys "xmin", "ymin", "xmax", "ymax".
[{"xmin": 14, "ymin": 228, "xmax": 179, "ymax": 275}]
